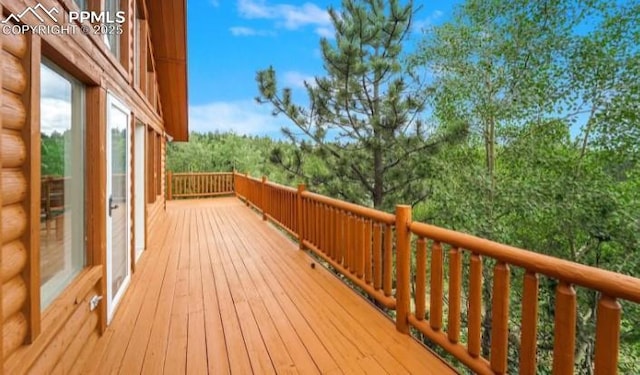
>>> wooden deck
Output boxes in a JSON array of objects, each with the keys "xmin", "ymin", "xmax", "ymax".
[{"xmin": 85, "ymin": 197, "xmax": 454, "ymax": 374}]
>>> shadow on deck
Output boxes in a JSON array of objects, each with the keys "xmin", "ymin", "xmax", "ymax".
[{"xmin": 85, "ymin": 197, "xmax": 454, "ymax": 374}]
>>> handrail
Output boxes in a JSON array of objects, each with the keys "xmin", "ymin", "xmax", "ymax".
[
  {"xmin": 301, "ymin": 191, "xmax": 395, "ymax": 225},
  {"xmin": 265, "ymin": 180, "xmax": 297, "ymax": 193},
  {"xmin": 170, "ymin": 171, "xmax": 234, "ymax": 176},
  {"xmin": 410, "ymin": 221, "xmax": 640, "ymax": 303},
  {"xmin": 186, "ymin": 171, "xmax": 640, "ymax": 374}
]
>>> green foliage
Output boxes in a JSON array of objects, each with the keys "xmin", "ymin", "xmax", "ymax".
[
  {"xmin": 41, "ymin": 132, "xmax": 66, "ymax": 176},
  {"xmin": 168, "ymin": 0, "xmax": 639, "ymax": 371},
  {"xmin": 412, "ymin": 0, "xmax": 639, "ymax": 372},
  {"xmin": 166, "ymin": 132, "xmax": 299, "ymax": 184}
]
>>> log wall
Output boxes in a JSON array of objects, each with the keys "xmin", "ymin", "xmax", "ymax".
[
  {"xmin": 0, "ymin": 0, "xmax": 174, "ymax": 373},
  {"xmin": 1, "ymin": 23, "xmax": 30, "ymax": 363}
]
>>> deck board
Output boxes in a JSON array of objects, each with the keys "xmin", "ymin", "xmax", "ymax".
[{"xmin": 88, "ymin": 198, "xmax": 455, "ymax": 374}]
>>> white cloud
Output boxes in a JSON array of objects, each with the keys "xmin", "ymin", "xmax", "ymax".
[
  {"xmin": 314, "ymin": 26, "xmax": 333, "ymax": 38},
  {"xmin": 237, "ymin": 0, "xmax": 333, "ymax": 36},
  {"xmin": 41, "ymin": 98, "xmax": 71, "ymax": 135},
  {"xmin": 282, "ymin": 71, "xmax": 315, "ymax": 89},
  {"xmin": 238, "ymin": 0, "xmax": 273, "ymax": 18},
  {"xmin": 229, "ymin": 26, "xmax": 275, "ymax": 36},
  {"xmin": 189, "ymin": 100, "xmax": 287, "ymax": 135},
  {"xmin": 413, "ymin": 9, "xmax": 444, "ymax": 32}
]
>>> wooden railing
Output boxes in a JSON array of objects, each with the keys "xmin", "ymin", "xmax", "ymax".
[
  {"xmin": 405, "ymin": 222, "xmax": 640, "ymax": 374},
  {"xmin": 41, "ymin": 176, "xmax": 67, "ymax": 219},
  {"xmin": 166, "ymin": 172, "xmax": 234, "ymax": 199},
  {"xmin": 192, "ymin": 172, "xmax": 640, "ymax": 374},
  {"xmin": 235, "ymin": 173, "xmax": 398, "ymax": 308}
]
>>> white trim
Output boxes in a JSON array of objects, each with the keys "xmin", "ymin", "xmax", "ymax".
[
  {"xmin": 106, "ymin": 93, "xmax": 131, "ymax": 323},
  {"xmin": 134, "ymin": 122, "xmax": 146, "ymax": 261}
]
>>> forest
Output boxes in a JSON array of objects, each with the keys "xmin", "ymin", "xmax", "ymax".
[{"xmin": 168, "ymin": 0, "xmax": 639, "ymax": 372}]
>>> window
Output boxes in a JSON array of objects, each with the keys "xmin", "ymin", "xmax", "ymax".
[
  {"xmin": 40, "ymin": 62, "xmax": 86, "ymax": 309},
  {"xmin": 134, "ymin": 3, "xmax": 147, "ymax": 90},
  {"xmin": 105, "ymin": 0, "xmax": 120, "ymax": 59}
]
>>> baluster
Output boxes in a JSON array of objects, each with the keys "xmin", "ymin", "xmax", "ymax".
[
  {"xmin": 342, "ymin": 212, "xmax": 351, "ymax": 269},
  {"xmin": 325, "ymin": 206, "xmax": 331, "ymax": 256},
  {"xmin": 468, "ymin": 253, "xmax": 482, "ymax": 357},
  {"xmin": 349, "ymin": 215, "xmax": 356, "ymax": 273},
  {"xmin": 383, "ymin": 224, "xmax": 392, "ymax": 297},
  {"xmin": 321, "ymin": 204, "xmax": 327, "ymax": 253},
  {"xmin": 490, "ymin": 262, "xmax": 510, "ymax": 374},
  {"xmin": 293, "ymin": 193, "xmax": 297, "ymax": 230},
  {"xmin": 275, "ymin": 188, "xmax": 279, "ymax": 221},
  {"xmin": 317, "ymin": 203, "xmax": 322, "ymax": 249},
  {"xmin": 334, "ymin": 210, "xmax": 340, "ymax": 262},
  {"xmin": 356, "ymin": 218, "xmax": 364, "ymax": 278},
  {"xmin": 552, "ymin": 282, "xmax": 576, "ymax": 375},
  {"xmin": 303, "ymin": 198, "xmax": 308, "ymax": 242},
  {"xmin": 416, "ymin": 238, "xmax": 427, "ymax": 320},
  {"xmin": 331, "ymin": 208, "xmax": 337, "ymax": 260},
  {"xmin": 261, "ymin": 176, "xmax": 267, "ymax": 220},
  {"xmin": 448, "ymin": 246, "xmax": 462, "ymax": 343},
  {"xmin": 291, "ymin": 192, "xmax": 295, "ymax": 229},
  {"xmin": 337, "ymin": 210, "xmax": 345, "ymax": 264},
  {"xmin": 519, "ymin": 271, "xmax": 539, "ymax": 375},
  {"xmin": 430, "ymin": 241, "xmax": 443, "ymax": 330},
  {"xmin": 325, "ymin": 206, "xmax": 334, "ymax": 258},
  {"xmin": 594, "ymin": 295, "xmax": 621, "ymax": 375},
  {"xmin": 372, "ymin": 223, "xmax": 382, "ymax": 290},
  {"xmin": 286, "ymin": 191, "xmax": 290, "ymax": 228},
  {"xmin": 316, "ymin": 202, "xmax": 321, "ymax": 247},
  {"xmin": 307, "ymin": 199, "xmax": 312, "ymax": 244},
  {"xmin": 314, "ymin": 201, "xmax": 319, "ymax": 246},
  {"xmin": 364, "ymin": 220, "xmax": 372, "ymax": 284}
]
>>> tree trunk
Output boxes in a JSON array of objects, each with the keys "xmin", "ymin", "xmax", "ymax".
[{"xmin": 373, "ymin": 147, "xmax": 383, "ymax": 209}]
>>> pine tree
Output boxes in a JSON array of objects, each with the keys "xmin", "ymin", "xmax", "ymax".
[{"xmin": 256, "ymin": 0, "xmax": 466, "ymax": 210}]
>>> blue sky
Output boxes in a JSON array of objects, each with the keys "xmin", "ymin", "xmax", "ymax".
[{"xmin": 186, "ymin": 0, "xmax": 456, "ymax": 136}]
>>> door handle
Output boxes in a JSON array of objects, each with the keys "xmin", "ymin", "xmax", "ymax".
[{"xmin": 109, "ymin": 196, "xmax": 119, "ymax": 217}]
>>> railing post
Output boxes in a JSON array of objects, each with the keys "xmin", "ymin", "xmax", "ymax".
[
  {"xmin": 395, "ymin": 205, "xmax": 412, "ymax": 333},
  {"xmin": 167, "ymin": 171, "xmax": 172, "ymax": 200},
  {"xmin": 261, "ymin": 176, "xmax": 267, "ymax": 221},
  {"xmin": 297, "ymin": 184, "xmax": 306, "ymax": 250}
]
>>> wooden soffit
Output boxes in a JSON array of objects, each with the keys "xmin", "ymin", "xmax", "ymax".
[{"xmin": 147, "ymin": 0, "xmax": 189, "ymax": 141}]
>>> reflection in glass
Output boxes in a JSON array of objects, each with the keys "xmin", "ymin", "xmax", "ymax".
[
  {"xmin": 74, "ymin": 0, "xmax": 87, "ymax": 11},
  {"xmin": 40, "ymin": 63, "xmax": 85, "ymax": 309},
  {"xmin": 109, "ymin": 110, "xmax": 128, "ymax": 299},
  {"xmin": 105, "ymin": 0, "xmax": 120, "ymax": 59}
]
